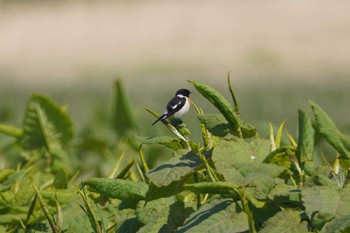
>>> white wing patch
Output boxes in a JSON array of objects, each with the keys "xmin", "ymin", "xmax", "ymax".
[{"xmin": 171, "ymin": 104, "xmax": 178, "ymax": 109}]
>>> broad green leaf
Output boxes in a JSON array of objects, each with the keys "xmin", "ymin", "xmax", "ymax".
[
  {"xmin": 137, "ymin": 199, "xmax": 190, "ymax": 233},
  {"xmin": 21, "ymin": 93, "xmax": 73, "ymax": 151},
  {"xmin": 212, "ymin": 138, "xmax": 286, "ymax": 201},
  {"xmin": 197, "ymin": 114, "xmax": 232, "ymax": 137},
  {"xmin": 324, "ymin": 214, "xmax": 350, "ymax": 233},
  {"xmin": 176, "ymin": 199, "xmax": 248, "ymax": 233},
  {"xmin": 311, "ymin": 212, "xmax": 335, "ymax": 231},
  {"xmin": 267, "ymin": 180, "xmax": 300, "ymax": 202},
  {"xmin": 234, "ymin": 162, "xmax": 287, "ymax": 178},
  {"xmin": 296, "ymin": 109, "xmax": 315, "ymax": 162},
  {"xmin": 302, "ymin": 183, "xmax": 350, "ymax": 218},
  {"xmin": 189, "ymin": 80, "xmax": 256, "ymax": 137},
  {"xmin": 243, "ymin": 173, "xmax": 276, "ymax": 200},
  {"xmin": 111, "ymin": 80, "xmax": 137, "ymax": 135},
  {"xmin": 259, "ymin": 210, "xmax": 308, "ymax": 233},
  {"xmin": 310, "ymin": 100, "xmax": 349, "ymax": 158},
  {"xmin": 213, "ymin": 138, "xmax": 270, "ymax": 164},
  {"xmin": 81, "ymin": 178, "xmax": 148, "ymax": 201},
  {"xmin": 136, "ymin": 135, "xmax": 187, "ymax": 150},
  {"xmin": 147, "ymin": 151, "xmax": 204, "ymax": 187},
  {"xmin": 212, "ymin": 138, "xmax": 271, "ymax": 182},
  {"xmin": 0, "ymin": 124, "xmax": 22, "ymax": 139},
  {"xmin": 61, "ymin": 196, "xmax": 103, "ymax": 233}
]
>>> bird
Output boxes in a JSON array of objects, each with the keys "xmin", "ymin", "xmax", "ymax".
[{"xmin": 152, "ymin": 88, "xmax": 192, "ymax": 125}]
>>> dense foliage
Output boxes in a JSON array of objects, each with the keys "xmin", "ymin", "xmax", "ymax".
[{"xmin": 0, "ymin": 78, "xmax": 350, "ymax": 233}]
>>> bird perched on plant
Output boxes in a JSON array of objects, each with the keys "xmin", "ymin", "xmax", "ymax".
[{"xmin": 152, "ymin": 88, "xmax": 192, "ymax": 125}]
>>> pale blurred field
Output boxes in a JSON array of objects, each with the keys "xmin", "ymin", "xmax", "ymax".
[{"xmin": 0, "ymin": 0, "xmax": 349, "ymax": 134}]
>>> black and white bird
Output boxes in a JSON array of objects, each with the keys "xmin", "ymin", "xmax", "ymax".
[{"xmin": 152, "ymin": 89, "xmax": 192, "ymax": 125}]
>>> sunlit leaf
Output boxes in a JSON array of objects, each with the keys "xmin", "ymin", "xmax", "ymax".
[
  {"xmin": 147, "ymin": 151, "xmax": 205, "ymax": 187},
  {"xmin": 259, "ymin": 210, "xmax": 308, "ymax": 233},
  {"xmin": 189, "ymin": 80, "xmax": 256, "ymax": 138},
  {"xmin": 137, "ymin": 199, "xmax": 190, "ymax": 233},
  {"xmin": 212, "ymin": 138, "xmax": 270, "ymax": 171},
  {"xmin": 21, "ymin": 93, "xmax": 73, "ymax": 151},
  {"xmin": 302, "ymin": 183, "xmax": 350, "ymax": 218},
  {"xmin": 176, "ymin": 199, "xmax": 248, "ymax": 233},
  {"xmin": 310, "ymin": 100, "xmax": 349, "ymax": 158},
  {"xmin": 296, "ymin": 109, "xmax": 315, "ymax": 163},
  {"xmin": 197, "ymin": 114, "xmax": 232, "ymax": 137},
  {"xmin": 324, "ymin": 214, "xmax": 350, "ymax": 233}
]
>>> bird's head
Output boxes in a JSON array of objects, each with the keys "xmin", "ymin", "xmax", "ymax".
[{"xmin": 175, "ymin": 89, "xmax": 192, "ymax": 97}]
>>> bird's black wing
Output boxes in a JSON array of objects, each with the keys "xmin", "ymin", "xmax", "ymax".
[
  {"xmin": 152, "ymin": 96, "xmax": 186, "ymax": 125},
  {"xmin": 165, "ymin": 96, "xmax": 186, "ymax": 116}
]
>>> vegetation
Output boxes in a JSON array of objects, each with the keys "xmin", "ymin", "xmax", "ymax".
[{"xmin": 0, "ymin": 76, "xmax": 350, "ymax": 233}]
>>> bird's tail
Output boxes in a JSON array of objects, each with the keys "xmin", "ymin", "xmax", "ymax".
[{"xmin": 152, "ymin": 114, "xmax": 166, "ymax": 125}]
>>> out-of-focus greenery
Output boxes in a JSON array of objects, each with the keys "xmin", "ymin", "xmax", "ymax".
[{"xmin": 0, "ymin": 76, "xmax": 349, "ymax": 232}]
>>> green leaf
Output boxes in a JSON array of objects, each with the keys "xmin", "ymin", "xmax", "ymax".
[
  {"xmin": 61, "ymin": 196, "xmax": 102, "ymax": 233},
  {"xmin": 81, "ymin": 178, "xmax": 148, "ymax": 201},
  {"xmin": 136, "ymin": 135, "xmax": 187, "ymax": 150},
  {"xmin": 311, "ymin": 212, "xmax": 335, "ymax": 231},
  {"xmin": 324, "ymin": 214, "xmax": 350, "ymax": 233},
  {"xmin": 147, "ymin": 151, "xmax": 204, "ymax": 187},
  {"xmin": 302, "ymin": 183, "xmax": 350, "ymax": 218},
  {"xmin": 0, "ymin": 124, "xmax": 22, "ymax": 139},
  {"xmin": 176, "ymin": 199, "xmax": 248, "ymax": 233},
  {"xmin": 296, "ymin": 109, "xmax": 315, "ymax": 162},
  {"xmin": 137, "ymin": 199, "xmax": 190, "ymax": 233},
  {"xmin": 111, "ymin": 80, "xmax": 137, "ymax": 135},
  {"xmin": 310, "ymin": 100, "xmax": 349, "ymax": 158},
  {"xmin": 259, "ymin": 210, "xmax": 308, "ymax": 233},
  {"xmin": 197, "ymin": 114, "xmax": 232, "ymax": 137},
  {"xmin": 243, "ymin": 173, "xmax": 276, "ymax": 200},
  {"xmin": 21, "ymin": 93, "xmax": 73, "ymax": 151},
  {"xmin": 212, "ymin": 138, "xmax": 271, "ymax": 182},
  {"xmin": 189, "ymin": 80, "xmax": 256, "ymax": 138}
]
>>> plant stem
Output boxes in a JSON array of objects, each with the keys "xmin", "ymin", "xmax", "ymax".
[
  {"xmin": 193, "ymin": 172, "xmax": 201, "ymax": 209},
  {"xmin": 241, "ymin": 192, "xmax": 256, "ymax": 233}
]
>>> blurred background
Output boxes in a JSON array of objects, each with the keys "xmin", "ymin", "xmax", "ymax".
[{"xmin": 0, "ymin": 0, "xmax": 349, "ymax": 137}]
